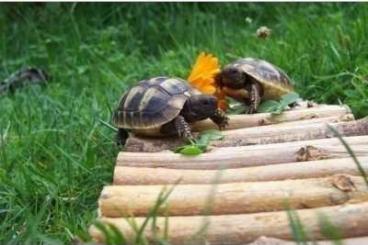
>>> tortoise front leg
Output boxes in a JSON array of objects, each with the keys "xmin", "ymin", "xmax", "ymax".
[
  {"xmin": 210, "ymin": 109, "xmax": 229, "ymax": 130},
  {"xmin": 161, "ymin": 115, "xmax": 193, "ymax": 140},
  {"xmin": 174, "ymin": 115, "xmax": 193, "ymax": 139},
  {"xmin": 247, "ymin": 82, "xmax": 262, "ymax": 114}
]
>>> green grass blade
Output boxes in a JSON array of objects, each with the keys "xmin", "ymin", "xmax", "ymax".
[
  {"xmin": 327, "ymin": 124, "xmax": 368, "ymax": 187},
  {"xmin": 318, "ymin": 213, "xmax": 343, "ymax": 245}
]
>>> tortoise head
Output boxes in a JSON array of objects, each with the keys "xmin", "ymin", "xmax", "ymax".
[
  {"xmin": 182, "ymin": 94, "xmax": 218, "ymax": 122},
  {"xmin": 216, "ymin": 66, "xmax": 245, "ymax": 89}
]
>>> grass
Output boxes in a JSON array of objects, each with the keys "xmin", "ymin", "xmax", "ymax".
[{"xmin": 1, "ymin": 2, "xmax": 368, "ymax": 244}]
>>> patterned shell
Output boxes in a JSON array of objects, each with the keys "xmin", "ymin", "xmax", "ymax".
[
  {"xmin": 113, "ymin": 77, "xmax": 192, "ymax": 129},
  {"xmin": 225, "ymin": 58, "xmax": 293, "ymax": 99}
]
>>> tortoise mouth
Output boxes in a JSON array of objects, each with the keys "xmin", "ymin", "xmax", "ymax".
[{"xmin": 222, "ymin": 77, "xmax": 244, "ymax": 89}]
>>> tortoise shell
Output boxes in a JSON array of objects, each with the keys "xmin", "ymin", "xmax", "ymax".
[
  {"xmin": 113, "ymin": 77, "xmax": 195, "ymax": 129},
  {"xmin": 224, "ymin": 58, "xmax": 293, "ymax": 99}
]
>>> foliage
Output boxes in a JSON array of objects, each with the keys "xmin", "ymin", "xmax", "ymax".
[
  {"xmin": 257, "ymin": 92, "xmax": 300, "ymax": 114},
  {"xmin": 175, "ymin": 129, "xmax": 224, "ymax": 156}
]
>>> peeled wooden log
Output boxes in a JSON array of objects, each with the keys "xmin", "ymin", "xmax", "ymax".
[
  {"xmin": 250, "ymin": 114, "xmax": 353, "ymax": 128},
  {"xmin": 125, "ymin": 117, "xmax": 368, "ymax": 152},
  {"xmin": 248, "ymin": 236, "xmax": 368, "ymax": 245},
  {"xmin": 192, "ymin": 105, "xmax": 352, "ymax": 131},
  {"xmin": 90, "ymin": 202, "xmax": 368, "ymax": 244},
  {"xmin": 114, "ymin": 156, "xmax": 368, "ymax": 185},
  {"xmin": 100, "ymin": 175, "xmax": 368, "ymax": 217},
  {"xmin": 117, "ymin": 136, "xmax": 368, "ymax": 169},
  {"xmin": 133, "ymin": 114, "xmax": 353, "ymax": 138}
]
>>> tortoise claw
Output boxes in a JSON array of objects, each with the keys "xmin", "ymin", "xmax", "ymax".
[
  {"xmin": 211, "ymin": 109, "xmax": 229, "ymax": 130},
  {"xmin": 174, "ymin": 115, "xmax": 193, "ymax": 140},
  {"xmin": 247, "ymin": 105, "xmax": 257, "ymax": 114}
]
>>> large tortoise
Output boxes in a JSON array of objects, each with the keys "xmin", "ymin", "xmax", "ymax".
[
  {"xmin": 216, "ymin": 58, "xmax": 293, "ymax": 113},
  {"xmin": 113, "ymin": 76, "xmax": 228, "ymax": 145}
]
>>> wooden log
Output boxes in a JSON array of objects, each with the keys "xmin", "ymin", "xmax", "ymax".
[
  {"xmin": 90, "ymin": 202, "xmax": 368, "ymax": 245},
  {"xmin": 247, "ymin": 236, "xmax": 368, "ymax": 245},
  {"xmin": 125, "ymin": 117, "xmax": 368, "ymax": 152},
  {"xmin": 134, "ymin": 114, "xmax": 353, "ymax": 138},
  {"xmin": 250, "ymin": 114, "xmax": 354, "ymax": 128},
  {"xmin": 99, "ymin": 175, "xmax": 368, "ymax": 217},
  {"xmin": 113, "ymin": 156, "xmax": 368, "ymax": 185},
  {"xmin": 117, "ymin": 136, "xmax": 368, "ymax": 169},
  {"xmin": 192, "ymin": 105, "xmax": 352, "ymax": 131}
]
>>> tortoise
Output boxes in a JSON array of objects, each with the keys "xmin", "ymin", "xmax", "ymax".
[
  {"xmin": 215, "ymin": 58, "xmax": 293, "ymax": 113},
  {"xmin": 113, "ymin": 76, "xmax": 229, "ymax": 145}
]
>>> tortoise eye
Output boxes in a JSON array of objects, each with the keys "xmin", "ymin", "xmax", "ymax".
[{"xmin": 230, "ymin": 69, "xmax": 238, "ymax": 74}]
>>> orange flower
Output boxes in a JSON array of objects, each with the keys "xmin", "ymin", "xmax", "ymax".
[
  {"xmin": 187, "ymin": 52, "xmax": 228, "ymax": 110},
  {"xmin": 187, "ymin": 52, "xmax": 220, "ymax": 95},
  {"xmin": 215, "ymin": 88, "xmax": 228, "ymax": 111}
]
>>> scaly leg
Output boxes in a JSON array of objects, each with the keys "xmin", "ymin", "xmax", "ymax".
[
  {"xmin": 174, "ymin": 115, "xmax": 193, "ymax": 140},
  {"xmin": 210, "ymin": 109, "xmax": 229, "ymax": 130},
  {"xmin": 247, "ymin": 82, "xmax": 262, "ymax": 114},
  {"xmin": 116, "ymin": 128, "xmax": 129, "ymax": 146}
]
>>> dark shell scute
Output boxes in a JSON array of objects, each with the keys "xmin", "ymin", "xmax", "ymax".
[
  {"xmin": 123, "ymin": 89, "xmax": 145, "ymax": 112},
  {"xmin": 141, "ymin": 91, "xmax": 169, "ymax": 113},
  {"xmin": 230, "ymin": 58, "xmax": 291, "ymax": 86},
  {"xmin": 114, "ymin": 77, "xmax": 190, "ymax": 129},
  {"xmin": 123, "ymin": 85, "xmax": 170, "ymax": 112}
]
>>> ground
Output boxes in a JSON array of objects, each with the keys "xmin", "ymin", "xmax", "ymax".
[{"xmin": 0, "ymin": 3, "xmax": 368, "ymax": 244}]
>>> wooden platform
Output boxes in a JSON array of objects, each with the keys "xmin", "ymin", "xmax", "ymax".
[{"xmin": 89, "ymin": 103, "xmax": 368, "ymax": 245}]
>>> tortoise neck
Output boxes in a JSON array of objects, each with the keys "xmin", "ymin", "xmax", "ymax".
[
  {"xmin": 181, "ymin": 100, "xmax": 197, "ymax": 123},
  {"xmin": 181, "ymin": 97, "xmax": 210, "ymax": 123}
]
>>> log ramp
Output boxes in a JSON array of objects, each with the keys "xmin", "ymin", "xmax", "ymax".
[{"xmin": 89, "ymin": 103, "xmax": 368, "ymax": 245}]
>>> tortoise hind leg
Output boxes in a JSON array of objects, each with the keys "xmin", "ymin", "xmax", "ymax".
[
  {"xmin": 247, "ymin": 82, "xmax": 262, "ymax": 114},
  {"xmin": 160, "ymin": 115, "xmax": 193, "ymax": 140},
  {"xmin": 116, "ymin": 128, "xmax": 129, "ymax": 146}
]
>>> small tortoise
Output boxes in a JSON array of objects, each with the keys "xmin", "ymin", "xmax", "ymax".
[
  {"xmin": 216, "ymin": 58, "xmax": 293, "ymax": 113},
  {"xmin": 113, "ymin": 76, "xmax": 228, "ymax": 144}
]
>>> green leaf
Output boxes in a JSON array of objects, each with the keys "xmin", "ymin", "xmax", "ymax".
[
  {"xmin": 175, "ymin": 130, "xmax": 224, "ymax": 156},
  {"xmin": 257, "ymin": 100, "xmax": 280, "ymax": 113},
  {"xmin": 196, "ymin": 130, "xmax": 224, "ymax": 148},
  {"xmin": 271, "ymin": 104, "xmax": 286, "ymax": 115},
  {"xmin": 195, "ymin": 129, "xmax": 224, "ymax": 151},
  {"xmin": 178, "ymin": 145, "xmax": 203, "ymax": 156},
  {"xmin": 198, "ymin": 129, "xmax": 224, "ymax": 142},
  {"xmin": 280, "ymin": 92, "xmax": 300, "ymax": 106},
  {"xmin": 258, "ymin": 92, "xmax": 300, "ymax": 115},
  {"xmin": 227, "ymin": 99, "xmax": 247, "ymax": 115}
]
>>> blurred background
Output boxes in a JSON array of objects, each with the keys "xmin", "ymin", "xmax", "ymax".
[{"xmin": 0, "ymin": 3, "xmax": 368, "ymax": 244}]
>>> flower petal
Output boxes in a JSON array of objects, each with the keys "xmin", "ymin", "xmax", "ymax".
[
  {"xmin": 187, "ymin": 52, "xmax": 228, "ymax": 110},
  {"xmin": 187, "ymin": 52, "xmax": 220, "ymax": 95}
]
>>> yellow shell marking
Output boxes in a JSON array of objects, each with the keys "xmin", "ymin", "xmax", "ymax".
[
  {"xmin": 123, "ymin": 86, "xmax": 145, "ymax": 109},
  {"xmin": 138, "ymin": 86, "xmax": 159, "ymax": 111}
]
